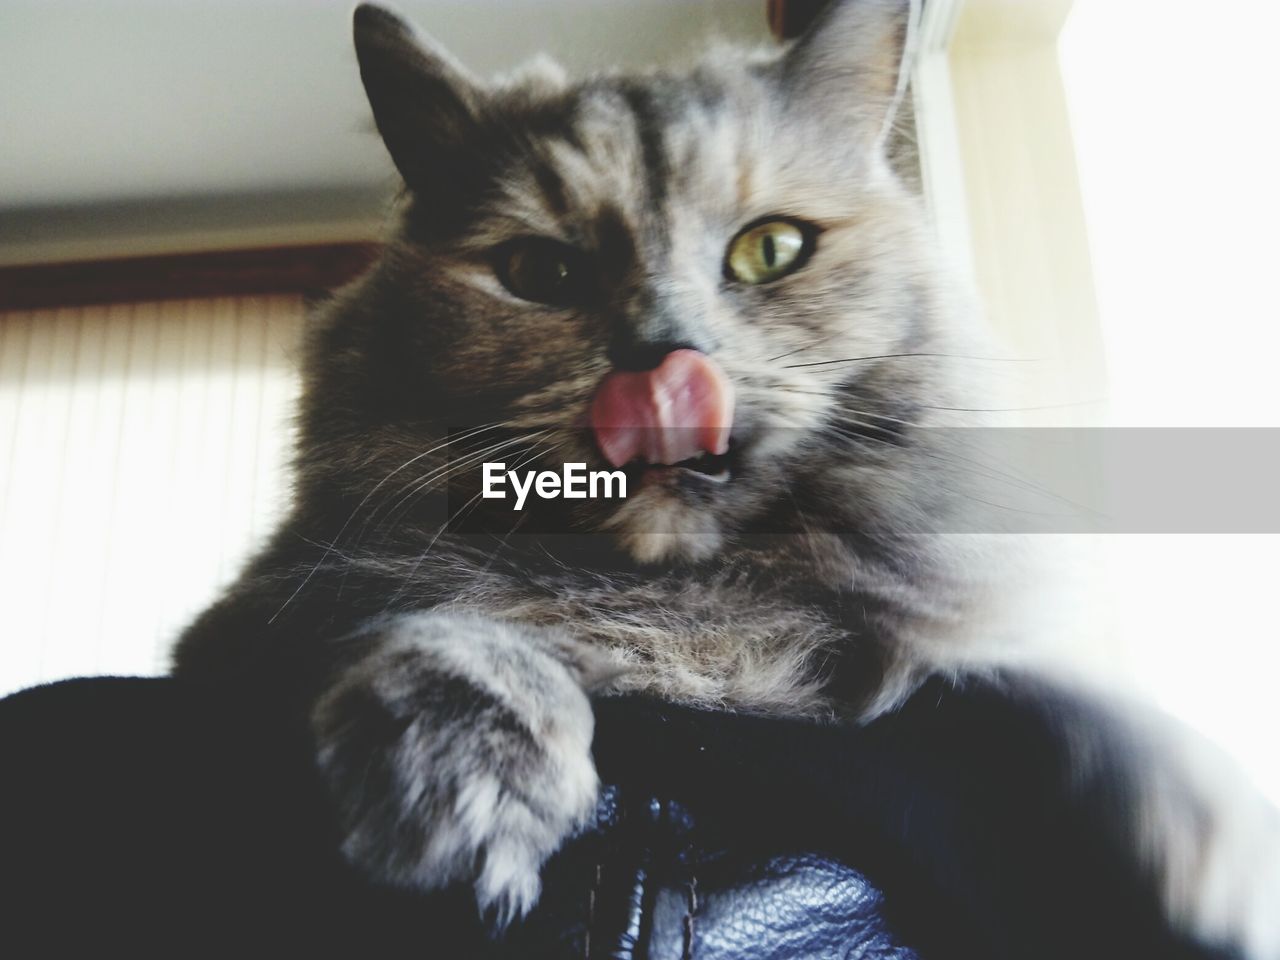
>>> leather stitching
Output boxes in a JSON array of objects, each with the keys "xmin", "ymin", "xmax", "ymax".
[
  {"xmin": 584, "ymin": 859, "xmax": 601, "ymax": 960},
  {"xmin": 681, "ymin": 874, "xmax": 698, "ymax": 960}
]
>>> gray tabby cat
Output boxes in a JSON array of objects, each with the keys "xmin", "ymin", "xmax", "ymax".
[{"xmin": 172, "ymin": 0, "xmax": 1280, "ymax": 953}]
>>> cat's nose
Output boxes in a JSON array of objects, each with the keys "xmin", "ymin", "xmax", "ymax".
[
  {"xmin": 607, "ymin": 282, "xmax": 713, "ymax": 371},
  {"xmin": 607, "ymin": 340, "xmax": 698, "ymax": 373}
]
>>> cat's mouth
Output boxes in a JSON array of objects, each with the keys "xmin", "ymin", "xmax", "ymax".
[
  {"xmin": 621, "ymin": 441, "xmax": 737, "ymax": 486},
  {"xmin": 589, "ymin": 349, "xmax": 736, "ymax": 488}
]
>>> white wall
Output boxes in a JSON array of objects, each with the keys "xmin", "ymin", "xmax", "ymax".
[
  {"xmin": 0, "ymin": 0, "xmax": 767, "ymax": 209},
  {"xmin": 0, "ymin": 295, "xmax": 303, "ymax": 696},
  {"xmin": 915, "ymin": 0, "xmax": 1280, "ymax": 803},
  {"xmin": 1059, "ymin": 0, "xmax": 1280, "ymax": 803}
]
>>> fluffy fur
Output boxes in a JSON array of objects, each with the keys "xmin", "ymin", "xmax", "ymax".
[{"xmin": 172, "ymin": 1, "xmax": 1279, "ymax": 953}]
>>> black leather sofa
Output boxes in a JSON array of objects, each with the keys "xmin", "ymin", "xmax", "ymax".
[{"xmin": 0, "ymin": 676, "xmax": 1236, "ymax": 958}]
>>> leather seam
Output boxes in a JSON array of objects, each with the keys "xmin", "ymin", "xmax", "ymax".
[
  {"xmin": 584, "ymin": 858, "xmax": 601, "ymax": 960},
  {"xmin": 681, "ymin": 873, "xmax": 698, "ymax": 960}
]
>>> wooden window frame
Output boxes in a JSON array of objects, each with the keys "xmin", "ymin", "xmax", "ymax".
[
  {"xmin": 914, "ymin": 0, "xmax": 1105, "ymax": 417},
  {"xmin": 0, "ymin": 243, "xmax": 379, "ymax": 311}
]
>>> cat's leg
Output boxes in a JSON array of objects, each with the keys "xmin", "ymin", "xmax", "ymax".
[
  {"xmin": 812, "ymin": 672, "xmax": 1280, "ymax": 958},
  {"xmin": 310, "ymin": 610, "xmax": 611, "ymax": 925},
  {"xmin": 1109, "ymin": 698, "xmax": 1280, "ymax": 959},
  {"xmin": 927, "ymin": 673, "xmax": 1280, "ymax": 959}
]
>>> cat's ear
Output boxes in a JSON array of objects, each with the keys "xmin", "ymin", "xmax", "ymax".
[
  {"xmin": 780, "ymin": 0, "xmax": 915, "ymax": 150},
  {"xmin": 353, "ymin": 4, "xmax": 484, "ymax": 194}
]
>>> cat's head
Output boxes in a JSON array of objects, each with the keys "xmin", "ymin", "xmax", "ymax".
[{"xmin": 302, "ymin": 0, "xmax": 972, "ymax": 565}]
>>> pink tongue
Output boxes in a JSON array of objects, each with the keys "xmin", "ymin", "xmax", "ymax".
[{"xmin": 590, "ymin": 349, "xmax": 735, "ymax": 469}]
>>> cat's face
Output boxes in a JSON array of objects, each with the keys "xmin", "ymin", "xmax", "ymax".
[{"xmin": 308, "ymin": 2, "xmax": 953, "ymax": 565}]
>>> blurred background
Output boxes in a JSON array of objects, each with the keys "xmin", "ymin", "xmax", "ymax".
[{"xmin": 1, "ymin": 0, "xmax": 1277, "ymax": 800}]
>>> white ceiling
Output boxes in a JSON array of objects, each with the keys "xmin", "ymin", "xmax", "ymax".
[{"xmin": 0, "ymin": 1, "xmax": 768, "ymax": 209}]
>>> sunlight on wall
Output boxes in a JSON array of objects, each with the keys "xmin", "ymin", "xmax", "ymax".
[
  {"xmin": 0, "ymin": 295, "xmax": 303, "ymax": 697},
  {"xmin": 1061, "ymin": 0, "xmax": 1280, "ymax": 802}
]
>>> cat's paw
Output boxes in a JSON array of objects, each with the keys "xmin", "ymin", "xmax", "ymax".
[
  {"xmin": 311, "ymin": 612, "xmax": 603, "ymax": 926},
  {"xmin": 1137, "ymin": 728, "xmax": 1280, "ymax": 959}
]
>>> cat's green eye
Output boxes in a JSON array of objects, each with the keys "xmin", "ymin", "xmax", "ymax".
[
  {"xmin": 724, "ymin": 219, "xmax": 812, "ymax": 285},
  {"xmin": 497, "ymin": 238, "xmax": 588, "ymax": 307}
]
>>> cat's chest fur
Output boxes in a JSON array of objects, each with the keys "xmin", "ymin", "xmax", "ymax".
[{"xmin": 436, "ymin": 536, "xmax": 896, "ymax": 719}]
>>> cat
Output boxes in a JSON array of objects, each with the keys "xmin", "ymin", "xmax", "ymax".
[{"xmin": 172, "ymin": 0, "xmax": 1280, "ymax": 953}]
